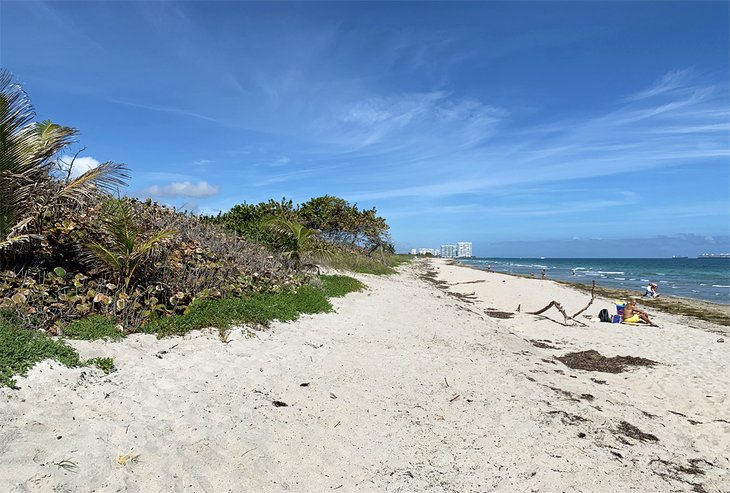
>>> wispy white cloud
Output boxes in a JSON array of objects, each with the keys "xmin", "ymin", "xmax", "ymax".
[
  {"xmin": 344, "ymin": 70, "xmax": 728, "ymax": 201},
  {"xmin": 326, "ymin": 91, "xmax": 506, "ymax": 149},
  {"xmin": 140, "ymin": 181, "xmax": 220, "ymax": 199},
  {"xmin": 622, "ymin": 69, "xmax": 694, "ymax": 102},
  {"xmin": 265, "ymin": 156, "xmax": 291, "ymax": 167},
  {"xmin": 384, "ymin": 193, "xmax": 638, "ymax": 220},
  {"xmin": 111, "ymin": 99, "xmax": 218, "ymax": 122}
]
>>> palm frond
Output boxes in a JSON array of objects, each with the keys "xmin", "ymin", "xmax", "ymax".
[
  {"xmin": 262, "ymin": 216, "xmax": 332, "ymax": 269},
  {"xmin": 137, "ymin": 230, "xmax": 176, "ymax": 254},
  {"xmin": 0, "ymin": 215, "xmax": 40, "ymax": 252},
  {"xmin": 102, "ymin": 201, "xmax": 137, "ymax": 254},
  {"xmin": 0, "ymin": 232, "xmax": 43, "ymax": 251},
  {"xmin": 83, "ymin": 201, "xmax": 175, "ymax": 290},
  {"xmin": 36, "ymin": 120, "xmax": 75, "ymax": 149},
  {"xmin": 262, "ymin": 216, "xmax": 295, "ymax": 235},
  {"xmin": 30, "ymin": 120, "xmax": 78, "ymax": 167},
  {"xmin": 0, "ymin": 69, "xmax": 35, "ymax": 175},
  {"xmin": 0, "ymin": 69, "xmax": 38, "ymax": 241},
  {"xmin": 302, "ymin": 238, "xmax": 335, "ymax": 263},
  {"xmin": 84, "ymin": 241, "xmax": 123, "ymax": 273},
  {"xmin": 59, "ymin": 161, "xmax": 129, "ymax": 203}
]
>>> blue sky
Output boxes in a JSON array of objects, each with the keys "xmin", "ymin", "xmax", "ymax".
[{"xmin": 2, "ymin": 1, "xmax": 729, "ymax": 257}]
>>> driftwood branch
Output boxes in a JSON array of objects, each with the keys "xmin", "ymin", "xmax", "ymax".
[
  {"xmin": 527, "ymin": 281, "xmax": 596, "ymax": 327},
  {"xmin": 528, "ymin": 301, "xmax": 573, "ymax": 325},
  {"xmin": 572, "ymin": 280, "xmax": 597, "ymax": 318},
  {"xmin": 529, "ymin": 301, "xmax": 563, "ymax": 317}
]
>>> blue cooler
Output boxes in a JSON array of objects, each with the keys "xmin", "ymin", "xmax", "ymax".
[{"xmin": 613, "ymin": 301, "xmax": 626, "ymax": 323}]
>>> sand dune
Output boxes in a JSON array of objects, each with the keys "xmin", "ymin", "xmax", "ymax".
[{"xmin": 1, "ymin": 259, "xmax": 727, "ymax": 492}]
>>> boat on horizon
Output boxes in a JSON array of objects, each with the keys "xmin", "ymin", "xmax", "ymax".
[{"xmin": 698, "ymin": 253, "xmax": 730, "ymax": 259}]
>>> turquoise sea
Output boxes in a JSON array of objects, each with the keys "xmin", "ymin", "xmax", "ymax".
[{"xmin": 455, "ymin": 257, "xmax": 730, "ymax": 305}]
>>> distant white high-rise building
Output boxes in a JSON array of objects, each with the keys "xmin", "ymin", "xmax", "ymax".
[
  {"xmin": 457, "ymin": 242, "xmax": 473, "ymax": 258},
  {"xmin": 441, "ymin": 244, "xmax": 457, "ymax": 258},
  {"xmin": 409, "ymin": 248, "xmax": 417, "ymax": 255}
]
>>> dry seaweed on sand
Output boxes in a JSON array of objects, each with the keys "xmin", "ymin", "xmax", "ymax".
[
  {"xmin": 616, "ymin": 420, "xmax": 659, "ymax": 442},
  {"xmin": 648, "ymin": 457, "xmax": 713, "ymax": 493},
  {"xmin": 419, "ymin": 269, "xmax": 449, "ymax": 289},
  {"xmin": 486, "ymin": 309, "xmax": 514, "ymax": 319},
  {"xmin": 447, "ymin": 291, "xmax": 478, "ymax": 303},
  {"xmin": 548, "ymin": 410, "xmax": 587, "ymax": 425},
  {"xmin": 528, "ymin": 339, "xmax": 559, "ymax": 349},
  {"xmin": 419, "ymin": 266, "xmax": 481, "ymax": 305},
  {"xmin": 557, "ymin": 350, "xmax": 658, "ymax": 373}
]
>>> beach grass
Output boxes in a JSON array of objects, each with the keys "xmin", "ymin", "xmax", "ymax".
[
  {"xmin": 327, "ymin": 252, "xmax": 411, "ymax": 275},
  {"xmin": 321, "ymin": 275, "xmax": 366, "ymax": 297},
  {"xmin": 64, "ymin": 315, "xmax": 124, "ymax": 341},
  {"xmin": 86, "ymin": 357, "xmax": 115, "ymax": 374},
  {"xmin": 0, "ymin": 311, "xmax": 81, "ymax": 388}
]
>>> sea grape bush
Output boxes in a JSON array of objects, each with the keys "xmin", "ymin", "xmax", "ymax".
[
  {"xmin": 0, "ymin": 197, "xmax": 299, "ymax": 332},
  {"xmin": 208, "ymin": 195, "xmax": 394, "ymax": 255}
]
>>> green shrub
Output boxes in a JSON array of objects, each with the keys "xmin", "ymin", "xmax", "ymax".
[
  {"xmin": 143, "ymin": 275, "xmax": 365, "ymax": 338},
  {"xmin": 143, "ymin": 286, "xmax": 333, "ymax": 338},
  {"xmin": 86, "ymin": 356, "xmax": 115, "ymax": 374},
  {"xmin": 64, "ymin": 315, "xmax": 123, "ymax": 341},
  {"xmin": 0, "ymin": 311, "xmax": 81, "ymax": 388},
  {"xmin": 321, "ymin": 275, "xmax": 366, "ymax": 297}
]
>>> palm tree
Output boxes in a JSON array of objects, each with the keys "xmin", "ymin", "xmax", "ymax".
[
  {"xmin": 263, "ymin": 217, "xmax": 332, "ymax": 270},
  {"xmin": 0, "ymin": 68, "xmax": 128, "ymax": 263},
  {"xmin": 85, "ymin": 200, "xmax": 175, "ymax": 290}
]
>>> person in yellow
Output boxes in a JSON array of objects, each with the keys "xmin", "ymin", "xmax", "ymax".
[{"xmin": 622, "ymin": 299, "xmax": 658, "ymax": 326}]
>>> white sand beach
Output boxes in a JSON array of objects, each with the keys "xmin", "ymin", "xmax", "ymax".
[{"xmin": 1, "ymin": 258, "xmax": 728, "ymax": 492}]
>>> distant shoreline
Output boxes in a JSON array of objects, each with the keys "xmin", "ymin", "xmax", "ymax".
[
  {"xmin": 445, "ymin": 256, "xmax": 730, "ymax": 306},
  {"xmin": 443, "ymin": 259, "xmax": 730, "ymax": 325}
]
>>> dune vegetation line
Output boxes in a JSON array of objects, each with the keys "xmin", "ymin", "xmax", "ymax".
[{"xmin": 0, "ymin": 68, "xmax": 408, "ymax": 388}]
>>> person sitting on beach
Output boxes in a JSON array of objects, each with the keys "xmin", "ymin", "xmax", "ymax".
[
  {"xmin": 622, "ymin": 299, "xmax": 657, "ymax": 326},
  {"xmin": 644, "ymin": 282, "xmax": 660, "ymax": 298}
]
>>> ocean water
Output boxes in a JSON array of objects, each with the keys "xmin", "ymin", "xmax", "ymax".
[{"xmin": 455, "ymin": 257, "xmax": 730, "ymax": 305}]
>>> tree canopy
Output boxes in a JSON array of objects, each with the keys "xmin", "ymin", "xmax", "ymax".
[{"xmin": 208, "ymin": 195, "xmax": 392, "ymax": 254}]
